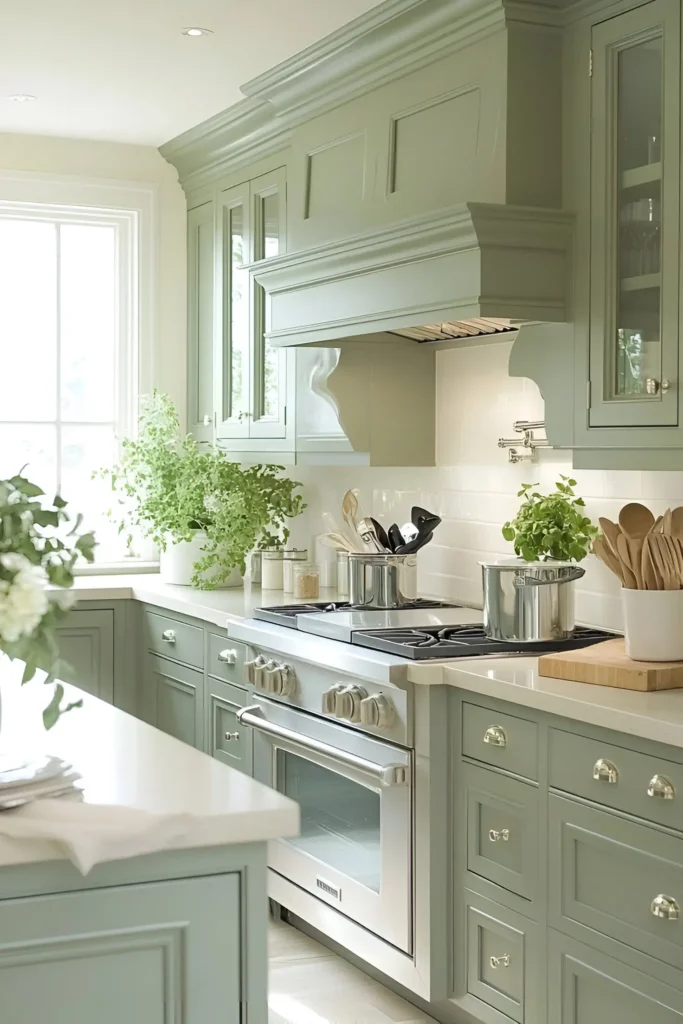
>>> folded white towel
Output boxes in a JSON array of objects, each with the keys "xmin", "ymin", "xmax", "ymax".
[{"xmin": 0, "ymin": 800, "xmax": 199, "ymax": 874}]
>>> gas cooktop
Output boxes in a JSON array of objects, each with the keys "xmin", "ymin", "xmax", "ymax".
[
  {"xmin": 351, "ymin": 624, "xmax": 616, "ymax": 660},
  {"xmin": 255, "ymin": 599, "xmax": 457, "ymax": 635}
]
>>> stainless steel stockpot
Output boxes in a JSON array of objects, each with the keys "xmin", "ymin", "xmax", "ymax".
[{"xmin": 481, "ymin": 560, "xmax": 585, "ymax": 642}]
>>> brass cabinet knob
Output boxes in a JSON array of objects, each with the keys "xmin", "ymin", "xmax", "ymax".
[
  {"xmin": 218, "ymin": 649, "xmax": 237, "ymax": 665},
  {"xmin": 593, "ymin": 758, "xmax": 618, "ymax": 784},
  {"xmin": 483, "ymin": 725, "xmax": 507, "ymax": 748},
  {"xmin": 224, "ymin": 731, "xmax": 240, "ymax": 742},
  {"xmin": 645, "ymin": 378, "xmax": 671, "ymax": 395},
  {"xmin": 489, "ymin": 954, "xmax": 511, "ymax": 968},
  {"xmin": 161, "ymin": 629, "xmax": 176, "ymax": 644},
  {"xmin": 647, "ymin": 774, "xmax": 675, "ymax": 800},
  {"xmin": 651, "ymin": 895, "xmax": 680, "ymax": 921},
  {"xmin": 488, "ymin": 828, "xmax": 511, "ymax": 843}
]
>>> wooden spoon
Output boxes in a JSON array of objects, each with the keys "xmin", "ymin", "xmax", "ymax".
[
  {"xmin": 641, "ymin": 536, "xmax": 659, "ymax": 590},
  {"xmin": 593, "ymin": 537, "xmax": 625, "ymax": 585},
  {"xmin": 671, "ymin": 506, "xmax": 683, "ymax": 538},
  {"xmin": 650, "ymin": 534, "xmax": 678, "ymax": 590},
  {"xmin": 662, "ymin": 534, "xmax": 683, "ymax": 589},
  {"xmin": 615, "ymin": 533, "xmax": 638, "ymax": 589},
  {"xmin": 662, "ymin": 507, "xmax": 674, "ymax": 535},
  {"xmin": 619, "ymin": 502, "xmax": 656, "ymax": 539},
  {"xmin": 598, "ymin": 517, "xmax": 622, "ymax": 559}
]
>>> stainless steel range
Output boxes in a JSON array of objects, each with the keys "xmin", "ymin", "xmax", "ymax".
[{"xmin": 232, "ymin": 600, "xmax": 615, "ymax": 963}]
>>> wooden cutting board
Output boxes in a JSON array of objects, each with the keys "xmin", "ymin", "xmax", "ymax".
[{"xmin": 538, "ymin": 638, "xmax": 683, "ymax": 691}]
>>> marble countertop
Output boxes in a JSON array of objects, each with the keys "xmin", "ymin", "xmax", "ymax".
[{"xmin": 0, "ymin": 660, "xmax": 299, "ymax": 868}]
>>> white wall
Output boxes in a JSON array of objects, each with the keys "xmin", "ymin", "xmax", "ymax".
[
  {"xmin": 292, "ymin": 339, "xmax": 683, "ymax": 632},
  {"xmin": 0, "ymin": 133, "xmax": 187, "ymax": 418}
]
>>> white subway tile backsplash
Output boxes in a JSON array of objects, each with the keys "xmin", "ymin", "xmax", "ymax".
[{"xmin": 292, "ymin": 337, "xmax": 678, "ymax": 633}]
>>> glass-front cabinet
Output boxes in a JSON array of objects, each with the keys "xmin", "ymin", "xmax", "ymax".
[
  {"xmin": 589, "ymin": 0, "xmax": 680, "ymax": 428},
  {"xmin": 216, "ymin": 168, "xmax": 287, "ymax": 442},
  {"xmin": 187, "ymin": 201, "xmax": 215, "ymax": 444}
]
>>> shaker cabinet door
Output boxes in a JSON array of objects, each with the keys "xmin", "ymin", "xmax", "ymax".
[
  {"xmin": 216, "ymin": 182, "xmax": 251, "ymax": 440},
  {"xmin": 589, "ymin": 0, "xmax": 680, "ymax": 428},
  {"xmin": 187, "ymin": 201, "xmax": 216, "ymax": 443},
  {"xmin": 54, "ymin": 609, "xmax": 114, "ymax": 703}
]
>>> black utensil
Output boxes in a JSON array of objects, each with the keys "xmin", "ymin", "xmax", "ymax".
[
  {"xmin": 411, "ymin": 505, "xmax": 442, "ymax": 534},
  {"xmin": 388, "ymin": 523, "xmax": 403, "ymax": 553},
  {"xmin": 370, "ymin": 517, "xmax": 391, "ymax": 551},
  {"xmin": 395, "ymin": 530, "xmax": 433, "ymax": 555}
]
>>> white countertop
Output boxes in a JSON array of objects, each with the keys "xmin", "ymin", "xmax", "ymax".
[{"xmin": 0, "ymin": 660, "xmax": 299, "ymax": 868}]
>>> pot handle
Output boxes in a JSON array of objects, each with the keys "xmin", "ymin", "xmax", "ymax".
[{"xmin": 515, "ymin": 566, "xmax": 585, "ymax": 588}]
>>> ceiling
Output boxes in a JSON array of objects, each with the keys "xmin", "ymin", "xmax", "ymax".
[{"xmin": 0, "ymin": 0, "xmax": 386, "ymax": 147}]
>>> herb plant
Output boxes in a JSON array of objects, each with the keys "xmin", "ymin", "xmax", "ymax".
[
  {"xmin": 100, "ymin": 392, "xmax": 306, "ymax": 589},
  {"xmin": 502, "ymin": 476, "xmax": 598, "ymax": 563},
  {"xmin": 0, "ymin": 473, "xmax": 96, "ymax": 728}
]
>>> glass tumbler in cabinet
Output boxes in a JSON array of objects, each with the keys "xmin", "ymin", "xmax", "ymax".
[{"xmin": 589, "ymin": 0, "xmax": 680, "ymax": 428}]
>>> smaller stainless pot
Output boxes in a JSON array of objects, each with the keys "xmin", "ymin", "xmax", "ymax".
[
  {"xmin": 349, "ymin": 552, "xmax": 418, "ymax": 609},
  {"xmin": 481, "ymin": 560, "xmax": 585, "ymax": 642}
]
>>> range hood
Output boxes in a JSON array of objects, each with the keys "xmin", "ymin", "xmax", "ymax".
[{"xmin": 250, "ymin": 202, "xmax": 573, "ymax": 348}]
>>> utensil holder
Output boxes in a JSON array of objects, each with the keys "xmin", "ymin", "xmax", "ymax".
[
  {"xmin": 622, "ymin": 589, "xmax": 683, "ymax": 661},
  {"xmin": 349, "ymin": 553, "xmax": 418, "ymax": 609}
]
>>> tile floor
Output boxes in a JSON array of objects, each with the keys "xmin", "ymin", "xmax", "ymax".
[{"xmin": 268, "ymin": 919, "xmax": 439, "ymax": 1023}]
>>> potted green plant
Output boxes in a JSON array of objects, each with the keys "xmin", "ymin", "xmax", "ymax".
[
  {"xmin": 100, "ymin": 393, "xmax": 306, "ymax": 590},
  {"xmin": 502, "ymin": 476, "xmax": 599, "ymax": 563},
  {"xmin": 0, "ymin": 473, "xmax": 96, "ymax": 728}
]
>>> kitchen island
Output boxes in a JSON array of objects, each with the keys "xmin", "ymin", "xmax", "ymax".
[{"xmin": 0, "ymin": 660, "xmax": 299, "ymax": 1024}]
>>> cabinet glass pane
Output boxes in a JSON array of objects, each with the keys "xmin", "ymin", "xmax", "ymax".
[
  {"xmin": 615, "ymin": 36, "xmax": 663, "ymax": 398},
  {"xmin": 228, "ymin": 204, "xmax": 249, "ymax": 420},
  {"xmin": 256, "ymin": 191, "xmax": 280, "ymax": 420},
  {"xmin": 278, "ymin": 752, "xmax": 381, "ymax": 892}
]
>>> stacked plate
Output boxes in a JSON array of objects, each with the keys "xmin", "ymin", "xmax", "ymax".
[{"xmin": 0, "ymin": 755, "xmax": 83, "ymax": 810}]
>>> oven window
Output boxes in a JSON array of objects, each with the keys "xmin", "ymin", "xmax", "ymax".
[{"xmin": 278, "ymin": 752, "xmax": 381, "ymax": 892}]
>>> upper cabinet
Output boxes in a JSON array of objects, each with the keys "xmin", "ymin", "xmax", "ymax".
[
  {"xmin": 216, "ymin": 169, "xmax": 287, "ymax": 442},
  {"xmin": 589, "ymin": 0, "xmax": 679, "ymax": 430},
  {"xmin": 187, "ymin": 201, "xmax": 215, "ymax": 444}
]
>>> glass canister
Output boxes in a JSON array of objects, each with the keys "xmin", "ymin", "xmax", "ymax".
[
  {"xmin": 283, "ymin": 548, "xmax": 308, "ymax": 594},
  {"xmin": 336, "ymin": 550, "xmax": 350, "ymax": 598},
  {"xmin": 293, "ymin": 562, "xmax": 320, "ymax": 601},
  {"xmin": 261, "ymin": 548, "xmax": 284, "ymax": 590}
]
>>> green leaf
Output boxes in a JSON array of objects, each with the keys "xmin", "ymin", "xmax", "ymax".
[
  {"xmin": 53, "ymin": 494, "xmax": 67, "ymax": 508},
  {"xmin": 502, "ymin": 525, "xmax": 515, "ymax": 542},
  {"xmin": 42, "ymin": 684, "xmax": 65, "ymax": 731}
]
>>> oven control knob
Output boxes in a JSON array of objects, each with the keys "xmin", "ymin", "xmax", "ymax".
[
  {"xmin": 322, "ymin": 684, "xmax": 345, "ymax": 715},
  {"xmin": 334, "ymin": 685, "xmax": 368, "ymax": 723},
  {"xmin": 244, "ymin": 655, "xmax": 266, "ymax": 686},
  {"xmin": 263, "ymin": 660, "xmax": 282, "ymax": 694},
  {"xmin": 359, "ymin": 694, "xmax": 395, "ymax": 729},
  {"xmin": 274, "ymin": 663, "xmax": 297, "ymax": 698}
]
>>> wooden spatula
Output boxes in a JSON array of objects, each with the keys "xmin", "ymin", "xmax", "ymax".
[
  {"xmin": 598, "ymin": 517, "xmax": 621, "ymax": 559},
  {"xmin": 615, "ymin": 533, "xmax": 638, "ymax": 589},
  {"xmin": 593, "ymin": 537, "xmax": 625, "ymax": 585}
]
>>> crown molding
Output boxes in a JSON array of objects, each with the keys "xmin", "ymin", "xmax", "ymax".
[{"xmin": 249, "ymin": 202, "xmax": 574, "ymax": 346}]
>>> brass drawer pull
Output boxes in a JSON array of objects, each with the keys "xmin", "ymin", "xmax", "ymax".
[
  {"xmin": 161, "ymin": 629, "xmax": 176, "ymax": 644},
  {"xmin": 224, "ymin": 731, "xmax": 240, "ymax": 742},
  {"xmin": 489, "ymin": 954, "xmax": 510, "ymax": 969},
  {"xmin": 483, "ymin": 725, "xmax": 507, "ymax": 748},
  {"xmin": 218, "ymin": 649, "xmax": 237, "ymax": 665},
  {"xmin": 488, "ymin": 828, "xmax": 510, "ymax": 843},
  {"xmin": 593, "ymin": 758, "xmax": 618, "ymax": 784},
  {"xmin": 651, "ymin": 895, "xmax": 680, "ymax": 921},
  {"xmin": 648, "ymin": 774, "xmax": 675, "ymax": 801}
]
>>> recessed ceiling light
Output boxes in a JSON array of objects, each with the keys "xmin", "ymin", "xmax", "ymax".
[
  {"xmin": 181, "ymin": 26, "xmax": 213, "ymax": 36},
  {"xmin": 7, "ymin": 94, "xmax": 37, "ymax": 103}
]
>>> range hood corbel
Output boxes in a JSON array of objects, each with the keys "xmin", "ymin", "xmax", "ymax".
[{"xmin": 250, "ymin": 201, "xmax": 574, "ymax": 348}]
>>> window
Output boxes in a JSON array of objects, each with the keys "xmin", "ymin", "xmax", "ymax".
[{"xmin": 0, "ymin": 188, "xmax": 149, "ymax": 565}]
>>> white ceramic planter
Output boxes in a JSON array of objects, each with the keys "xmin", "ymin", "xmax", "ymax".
[
  {"xmin": 159, "ymin": 532, "xmax": 243, "ymax": 589},
  {"xmin": 622, "ymin": 588, "xmax": 683, "ymax": 661}
]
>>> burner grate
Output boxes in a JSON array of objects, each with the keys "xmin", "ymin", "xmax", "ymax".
[
  {"xmin": 352, "ymin": 624, "xmax": 617, "ymax": 660},
  {"xmin": 254, "ymin": 598, "xmax": 457, "ymax": 628}
]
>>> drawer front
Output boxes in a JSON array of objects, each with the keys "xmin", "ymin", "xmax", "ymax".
[
  {"xmin": 143, "ymin": 654, "xmax": 204, "ymax": 749},
  {"xmin": 144, "ymin": 609, "xmax": 204, "ymax": 669},
  {"xmin": 465, "ymin": 763, "xmax": 539, "ymax": 901},
  {"xmin": 207, "ymin": 633, "xmax": 248, "ymax": 685},
  {"xmin": 549, "ymin": 930, "xmax": 683, "ymax": 1024},
  {"xmin": 549, "ymin": 727, "xmax": 683, "ymax": 831},
  {"xmin": 466, "ymin": 890, "xmax": 535, "ymax": 1022},
  {"xmin": 550, "ymin": 794, "xmax": 683, "ymax": 970},
  {"xmin": 205, "ymin": 678, "xmax": 252, "ymax": 774},
  {"xmin": 462, "ymin": 702, "xmax": 539, "ymax": 781}
]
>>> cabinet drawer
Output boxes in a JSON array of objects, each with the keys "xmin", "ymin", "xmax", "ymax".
[
  {"xmin": 549, "ymin": 727, "xmax": 683, "ymax": 831},
  {"xmin": 465, "ymin": 763, "xmax": 539, "ymax": 902},
  {"xmin": 549, "ymin": 929, "xmax": 683, "ymax": 1024},
  {"xmin": 144, "ymin": 609, "xmax": 204, "ymax": 669},
  {"xmin": 550, "ymin": 794, "xmax": 683, "ymax": 971},
  {"xmin": 462, "ymin": 702, "xmax": 538, "ymax": 781},
  {"xmin": 205, "ymin": 677, "xmax": 252, "ymax": 775},
  {"xmin": 465, "ymin": 890, "xmax": 539, "ymax": 1024},
  {"xmin": 143, "ymin": 655, "xmax": 204, "ymax": 749},
  {"xmin": 208, "ymin": 633, "xmax": 248, "ymax": 685}
]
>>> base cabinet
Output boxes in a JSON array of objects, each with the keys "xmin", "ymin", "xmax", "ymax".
[
  {"xmin": 205, "ymin": 677, "xmax": 252, "ymax": 774},
  {"xmin": 143, "ymin": 654, "xmax": 205, "ymax": 750},
  {"xmin": 54, "ymin": 609, "xmax": 114, "ymax": 703},
  {"xmin": 549, "ymin": 931, "xmax": 683, "ymax": 1023}
]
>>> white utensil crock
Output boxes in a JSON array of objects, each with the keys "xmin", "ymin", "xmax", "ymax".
[
  {"xmin": 622, "ymin": 588, "xmax": 683, "ymax": 661},
  {"xmin": 159, "ymin": 532, "xmax": 243, "ymax": 589}
]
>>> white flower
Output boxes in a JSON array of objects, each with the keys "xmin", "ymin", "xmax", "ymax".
[
  {"xmin": 203, "ymin": 494, "xmax": 221, "ymax": 514},
  {"xmin": 0, "ymin": 553, "xmax": 49, "ymax": 643}
]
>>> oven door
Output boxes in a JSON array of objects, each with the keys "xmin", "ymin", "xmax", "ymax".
[{"xmin": 237, "ymin": 696, "xmax": 413, "ymax": 953}]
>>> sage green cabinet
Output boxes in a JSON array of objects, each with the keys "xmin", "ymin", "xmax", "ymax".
[
  {"xmin": 54, "ymin": 609, "xmax": 114, "ymax": 702},
  {"xmin": 588, "ymin": 0, "xmax": 679, "ymax": 429},
  {"xmin": 205, "ymin": 676, "xmax": 253, "ymax": 775},
  {"xmin": 0, "ymin": 872, "xmax": 243, "ymax": 1024},
  {"xmin": 143, "ymin": 654, "xmax": 205, "ymax": 750},
  {"xmin": 187, "ymin": 200, "xmax": 216, "ymax": 444}
]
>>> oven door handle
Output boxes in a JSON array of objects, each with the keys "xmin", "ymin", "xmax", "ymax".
[{"xmin": 236, "ymin": 705, "xmax": 408, "ymax": 787}]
